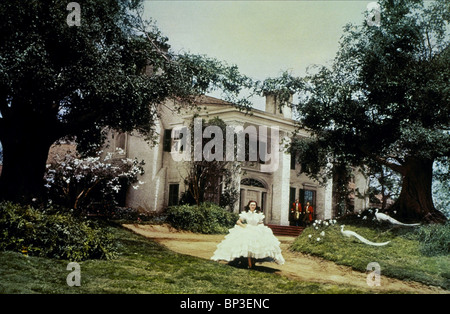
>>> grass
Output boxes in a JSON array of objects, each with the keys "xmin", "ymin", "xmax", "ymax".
[
  {"xmin": 0, "ymin": 224, "xmax": 369, "ymax": 294},
  {"xmin": 291, "ymin": 222, "xmax": 450, "ymax": 290}
]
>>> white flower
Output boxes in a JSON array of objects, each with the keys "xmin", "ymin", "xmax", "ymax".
[
  {"xmin": 115, "ymin": 147, "xmax": 125, "ymax": 155},
  {"xmin": 316, "ymin": 237, "xmax": 321, "ymax": 242},
  {"xmin": 308, "ymin": 234, "xmax": 312, "ymax": 239},
  {"xmin": 112, "ymin": 185, "xmax": 121, "ymax": 193},
  {"xmin": 314, "ymin": 226, "xmax": 318, "ymax": 230},
  {"xmin": 320, "ymin": 231, "xmax": 325, "ymax": 237}
]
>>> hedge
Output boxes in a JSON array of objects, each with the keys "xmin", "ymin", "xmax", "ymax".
[
  {"xmin": 165, "ymin": 203, "xmax": 239, "ymax": 234},
  {"xmin": 0, "ymin": 202, "xmax": 117, "ymax": 261}
]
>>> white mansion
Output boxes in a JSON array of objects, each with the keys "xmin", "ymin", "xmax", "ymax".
[{"xmin": 104, "ymin": 94, "xmax": 369, "ymax": 226}]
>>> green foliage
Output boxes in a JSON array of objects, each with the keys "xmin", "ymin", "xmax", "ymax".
[
  {"xmin": 165, "ymin": 203, "xmax": 238, "ymax": 234},
  {"xmin": 0, "ymin": 0, "xmax": 255, "ymax": 202},
  {"xmin": 287, "ymin": 0, "xmax": 450, "ymax": 222},
  {"xmin": 414, "ymin": 223, "xmax": 450, "ymax": 257},
  {"xmin": 0, "ymin": 202, "xmax": 117, "ymax": 261},
  {"xmin": 291, "ymin": 220, "xmax": 450, "ymax": 289},
  {"xmin": 255, "ymin": 70, "xmax": 304, "ymax": 108}
]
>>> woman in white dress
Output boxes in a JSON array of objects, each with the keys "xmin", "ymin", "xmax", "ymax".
[{"xmin": 211, "ymin": 200, "xmax": 285, "ymax": 268}]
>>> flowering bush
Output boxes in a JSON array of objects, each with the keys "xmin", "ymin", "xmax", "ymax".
[
  {"xmin": 306, "ymin": 219, "xmax": 338, "ymax": 244},
  {"xmin": 44, "ymin": 148, "xmax": 145, "ymax": 214}
]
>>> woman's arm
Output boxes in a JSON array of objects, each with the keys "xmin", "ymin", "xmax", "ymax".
[
  {"xmin": 258, "ymin": 213, "xmax": 265, "ymax": 224},
  {"xmin": 236, "ymin": 218, "xmax": 246, "ymax": 228}
]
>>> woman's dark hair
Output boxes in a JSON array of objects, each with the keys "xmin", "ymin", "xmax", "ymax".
[{"xmin": 244, "ymin": 200, "xmax": 261, "ymax": 213}]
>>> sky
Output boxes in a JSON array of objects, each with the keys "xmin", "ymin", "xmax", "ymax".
[{"xmin": 143, "ymin": 0, "xmax": 374, "ymax": 108}]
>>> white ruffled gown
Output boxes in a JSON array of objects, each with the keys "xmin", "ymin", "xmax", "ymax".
[{"xmin": 211, "ymin": 211, "xmax": 285, "ymax": 265}]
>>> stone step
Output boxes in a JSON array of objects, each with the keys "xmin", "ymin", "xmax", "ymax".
[{"xmin": 266, "ymin": 224, "xmax": 304, "ymax": 237}]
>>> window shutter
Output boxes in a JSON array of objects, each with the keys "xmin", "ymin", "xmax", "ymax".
[{"xmin": 163, "ymin": 129, "xmax": 172, "ymax": 152}]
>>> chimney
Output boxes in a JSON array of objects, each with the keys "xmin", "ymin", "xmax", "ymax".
[{"xmin": 265, "ymin": 93, "xmax": 292, "ymax": 119}]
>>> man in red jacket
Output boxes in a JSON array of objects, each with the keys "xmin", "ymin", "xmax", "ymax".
[
  {"xmin": 290, "ymin": 199, "xmax": 302, "ymax": 226},
  {"xmin": 304, "ymin": 201, "xmax": 314, "ymax": 225}
]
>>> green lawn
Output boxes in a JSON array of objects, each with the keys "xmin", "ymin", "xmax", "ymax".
[
  {"xmin": 0, "ymin": 224, "xmax": 367, "ymax": 294},
  {"xmin": 291, "ymin": 222, "xmax": 450, "ymax": 290},
  {"xmin": 2, "ymin": 222, "xmax": 447, "ymax": 294}
]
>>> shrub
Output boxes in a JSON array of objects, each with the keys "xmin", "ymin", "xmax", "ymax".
[
  {"xmin": 165, "ymin": 203, "xmax": 239, "ymax": 234},
  {"xmin": 44, "ymin": 148, "xmax": 144, "ymax": 214},
  {"xmin": 415, "ymin": 222, "xmax": 450, "ymax": 256},
  {"xmin": 0, "ymin": 202, "xmax": 117, "ymax": 261}
]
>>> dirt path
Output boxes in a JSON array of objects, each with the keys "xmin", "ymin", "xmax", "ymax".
[{"xmin": 123, "ymin": 223, "xmax": 447, "ymax": 294}]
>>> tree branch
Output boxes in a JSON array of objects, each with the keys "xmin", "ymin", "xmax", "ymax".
[
  {"xmin": 372, "ymin": 154, "xmax": 405, "ymax": 175},
  {"xmin": 359, "ymin": 145, "xmax": 405, "ymax": 175}
]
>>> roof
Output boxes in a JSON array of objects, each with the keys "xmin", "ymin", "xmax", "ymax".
[{"xmin": 194, "ymin": 95, "xmax": 234, "ymax": 106}]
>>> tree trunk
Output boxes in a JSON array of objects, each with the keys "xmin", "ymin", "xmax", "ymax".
[
  {"xmin": 388, "ymin": 157, "xmax": 447, "ymax": 224},
  {"xmin": 0, "ymin": 127, "xmax": 55, "ymax": 203}
]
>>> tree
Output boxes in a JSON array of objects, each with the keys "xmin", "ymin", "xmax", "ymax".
[
  {"xmin": 0, "ymin": 0, "xmax": 252, "ymax": 203},
  {"xmin": 180, "ymin": 117, "xmax": 240, "ymax": 209},
  {"xmin": 292, "ymin": 0, "xmax": 449, "ymax": 223}
]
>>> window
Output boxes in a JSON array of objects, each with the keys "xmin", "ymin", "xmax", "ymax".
[
  {"xmin": 289, "ymin": 187, "xmax": 296, "ymax": 206},
  {"xmin": 115, "ymin": 133, "xmax": 126, "ymax": 150},
  {"xmin": 164, "ymin": 127, "xmax": 188, "ymax": 153},
  {"xmin": 168, "ymin": 184, "xmax": 179, "ymax": 206},
  {"xmin": 304, "ymin": 190, "xmax": 315, "ymax": 205},
  {"xmin": 300, "ymin": 189, "xmax": 316, "ymax": 206},
  {"xmin": 290, "ymin": 153, "xmax": 296, "ymax": 170},
  {"xmin": 163, "ymin": 129, "xmax": 172, "ymax": 152},
  {"xmin": 300, "ymin": 162, "xmax": 308, "ymax": 173},
  {"xmin": 259, "ymin": 140, "xmax": 267, "ymax": 164},
  {"xmin": 240, "ymin": 178, "xmax": 265, "ymax": 188},
  {"xmin": 261, "ymin": 192, "xmax": 267, "ymax": 212}
]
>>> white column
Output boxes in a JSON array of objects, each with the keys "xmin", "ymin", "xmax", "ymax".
[
  {"xmin": 354, "ymin": 167, "xmax": 369, "ymax": 213},
  {"xmin": 323, "ymin": 177, "xmax": 333, "ymax": 220},
  {"xmin": 224, "ymin": 120, "xmax": 244, "ymax": 214},
  {"xmin": 271, "ymin": 132, "xmax": 291, "ymax": 226},
  {"xmin": 230, "ymin": 161, "xmax": 241, "ymax": 213}
]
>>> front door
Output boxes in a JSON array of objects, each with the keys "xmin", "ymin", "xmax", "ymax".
[{"xmin": 244, "ymin": 190, "xmax": 259, "ymax": 209}]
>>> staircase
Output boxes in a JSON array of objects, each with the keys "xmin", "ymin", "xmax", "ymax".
[{"xmin": 267, "ymin": 224, "xmax": 304, "ymax": 237}]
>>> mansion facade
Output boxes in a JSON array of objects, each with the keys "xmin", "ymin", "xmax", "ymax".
[{"xmin": 104, "ymin": 94, "xmax": 369, "ymax": 226}]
